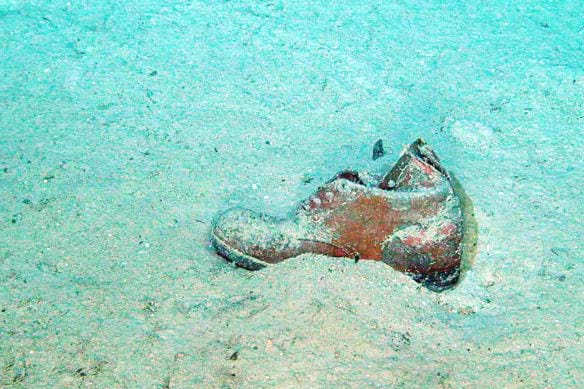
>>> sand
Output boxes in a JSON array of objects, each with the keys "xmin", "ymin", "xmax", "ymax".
[{"xmin": 1, "ymin": 1, "xmax": 582, "ymax": 387}]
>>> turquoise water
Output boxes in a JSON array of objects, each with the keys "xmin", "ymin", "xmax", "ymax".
[{"xmin": 1, "ymin": 1, "xmax": 582, "ymax": 387}]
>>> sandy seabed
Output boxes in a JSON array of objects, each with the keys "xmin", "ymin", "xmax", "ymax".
[{"xmin": 1, "ymin": 1, "xmax": 582, "ymax": 387}]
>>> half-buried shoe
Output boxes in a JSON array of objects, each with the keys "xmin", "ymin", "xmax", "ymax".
[{"xmin": 210, "ymin": 139, "xmax": 464, "ymax": 291}]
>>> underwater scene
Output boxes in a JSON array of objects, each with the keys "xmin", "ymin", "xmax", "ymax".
[{"xmin": 0, "ymin": 0, "xmax": 582, "ymax": 387}]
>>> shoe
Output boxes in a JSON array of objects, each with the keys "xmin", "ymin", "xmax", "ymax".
[{"xmin": 210, "ymin": 139, "xmax": 464, "ymax": 290}]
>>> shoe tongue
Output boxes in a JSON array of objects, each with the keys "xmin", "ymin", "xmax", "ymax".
[
  {"xmin": 379, "ymin": 139, "xmax": 447, "ymax": 190},
  {"xmin": 411, "ymin": 139, "xmax": 447, "ymax": 176}
]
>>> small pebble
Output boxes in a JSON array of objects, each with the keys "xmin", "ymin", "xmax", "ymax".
[{"xmin": 372, "ymin": 139, "xmax": 385, "ymax": 160}]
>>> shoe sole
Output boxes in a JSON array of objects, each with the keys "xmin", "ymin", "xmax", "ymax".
[
  {"xmin": 210, "ymin": 232, "xmax": 270, "ymax": 271},
  {"xmin": 211, "ymin": 229, "xmax": 460, "ymax": 291}
]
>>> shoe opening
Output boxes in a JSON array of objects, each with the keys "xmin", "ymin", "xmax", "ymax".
[{"xmin": 336, "ymin": 171, "xmax": 366, "ymax": 185}]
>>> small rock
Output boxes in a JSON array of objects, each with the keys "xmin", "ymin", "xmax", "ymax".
[
  {"xmin": 372, "ymin": 139, "xmax": 385, "ymax": 160},
  {"xmin": 302, "ymin": 174, "xmax": 313, "ymax": 184},
  {"xmin": 265, "ymin": 339, "xmax": 274, "ymax": 352}
]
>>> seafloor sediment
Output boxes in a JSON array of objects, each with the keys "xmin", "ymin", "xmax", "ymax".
[{"xmin": 0, "ymin": 1, "xmax": 582, "ymax": 387}]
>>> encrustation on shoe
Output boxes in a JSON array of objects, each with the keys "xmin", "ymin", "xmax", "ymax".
[{"xmin": 210, "ymin": 139, "xmax": 464, "ymax": 291}]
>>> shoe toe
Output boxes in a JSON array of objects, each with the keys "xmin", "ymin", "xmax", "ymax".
[
  {"xmin": 211, "ymin": 207, "xmax": 255, "ymax": 242},
  {"xmin": 210, "ymin": 208, "xmax": 272, "ymax": 270}
]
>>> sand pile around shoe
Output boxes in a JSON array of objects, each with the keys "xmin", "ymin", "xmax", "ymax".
[{"xmin": 163, "ymin": 256, "xmax": 498, "ymax": 387}]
